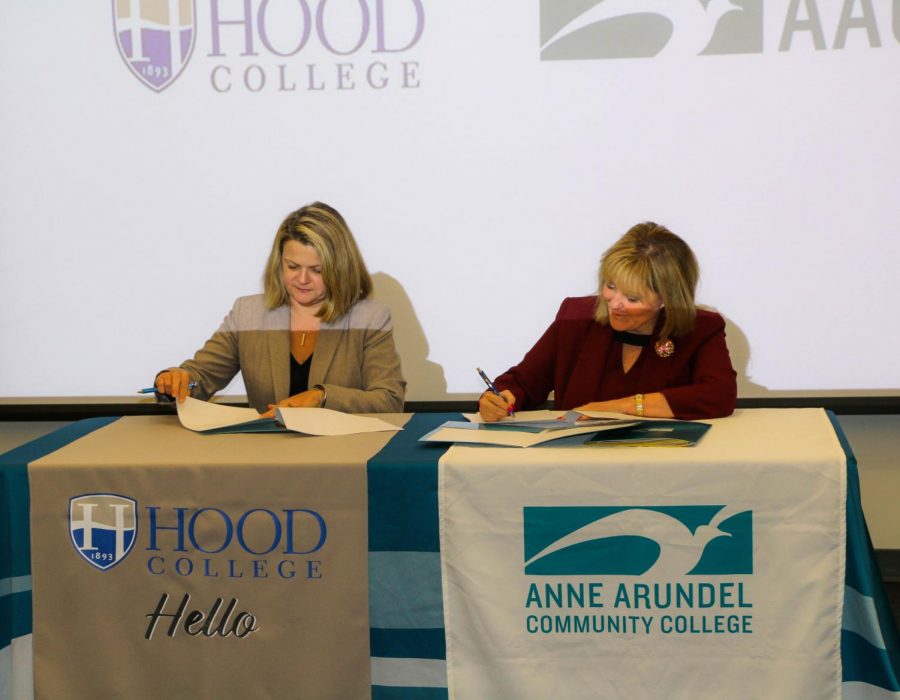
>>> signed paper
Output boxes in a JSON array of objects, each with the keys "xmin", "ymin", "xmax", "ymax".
[{"xmin": 176, "ymin": 397, "xmax": 401, "ymax": 436}]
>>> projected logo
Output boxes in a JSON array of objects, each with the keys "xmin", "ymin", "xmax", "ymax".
[
  {"xmin": 540, "ymin": 0, "xmax": 763, "ymax": 59},
  {"xmin": 112, "ymin": 0, "xmax": 196, "ymax": 91},
  {"xmin": 70, "ymin": 494, "xmax": 138, "ymax": 571},
  {"xmin": 523, "ymin": 505, "xmax": 752, "ymax": 576}
]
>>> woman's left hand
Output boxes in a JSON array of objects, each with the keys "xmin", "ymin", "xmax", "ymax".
[
  {"xmin": 575, "ymin": 393, "xmax": 674, "ymax": 419},
  {"xmin": 259, "ymin": 388, "xmax": 325, "ymax": 418},
  {"xmin": 573, "ymin": 400, "xmax": 625, "ymax": 416}
]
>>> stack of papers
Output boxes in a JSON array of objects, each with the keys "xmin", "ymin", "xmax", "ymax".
[
  {"xmin": 420, "ymin": 410, "xmax": 710, "ymax": 448},
  {"xmin": 175, "ymin": 397, "xmax": 401, "ymax": 436},
  {"xmin": 421, "ymin": 411, "xmax": 642, "ymax": 448}
]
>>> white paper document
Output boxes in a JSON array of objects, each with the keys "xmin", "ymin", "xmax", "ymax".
[
  {"xmin": 422, "ymin": 411, "xmax": 641, "ymax": 448},
  {"xmin": 461, "ymin": 409, "xmax": 566, "ymax": 424},
  {"xmin": 463, "ymin": 410, "xmax": 672, "ymax": 424},
  {"xmin": 176, "ymin": 397, "xmax": 265, "ymax": 432},
  {"xmin": 175, "ymin": 396, "xmax": 401, "ymax": 436},
  {"xmin": 275, "ymin": 406, "xmax": 400, "ymax": 436}
]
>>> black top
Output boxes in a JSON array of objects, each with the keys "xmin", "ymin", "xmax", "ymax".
[
  {"xmin": 289, "ymin": 353, "xmax": 312, "ymax": 396},
  {"xmin": 611, "ymin": 329, "xmax": 652, "ymax": 347}
]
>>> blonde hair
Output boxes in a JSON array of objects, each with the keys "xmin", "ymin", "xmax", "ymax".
[
  {"xmin": 263, "ymin": 202, "xmax": 372, "ymax": 322},
  {"xmin": 594, "ymin": 222, "xmax": 699, "ymax": 338}
]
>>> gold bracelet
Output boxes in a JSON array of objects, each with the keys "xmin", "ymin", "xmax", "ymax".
[
  {"xmin": 634, "ymin": 393, "xmax": 644, "ymax": 417},
  {"xmin": 314, "ymin": 384, "xmax": 327, "ymax": 408}
]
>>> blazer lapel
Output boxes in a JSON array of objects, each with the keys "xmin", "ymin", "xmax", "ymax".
[
  {"xmin": 310, "ymin": 313, "xmax": 345, "ymax": 387},
  {"xmin": 564, "ymin": 321, "xmax": 614, "ymax": 408},
  {"xmin": 266, "ymin": 305, "xmax": 291, "ymax": 401}
]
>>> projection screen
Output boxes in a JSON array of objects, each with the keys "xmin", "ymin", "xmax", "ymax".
[{"xmin": 1, "ymin": 0, "xmax": 898, "ymax": 402}]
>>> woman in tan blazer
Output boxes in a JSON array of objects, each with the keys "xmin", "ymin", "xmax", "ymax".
[{"xmin": 155, "ymin": 202, "xmax": 405, "ymax": 414}]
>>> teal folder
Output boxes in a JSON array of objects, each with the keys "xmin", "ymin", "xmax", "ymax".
[{"xmin": 586, "ymin": 420, "xmax": 711, "ymax": 447}]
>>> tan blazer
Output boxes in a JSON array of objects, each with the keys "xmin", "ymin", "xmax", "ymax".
[{"xmin": 179, "ymin": 295, "xmax": 405, "ymax": 413}]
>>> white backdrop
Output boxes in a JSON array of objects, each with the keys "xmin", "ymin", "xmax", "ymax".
[{"xmin": 1, "ymin": 0, "xmax": 898, "ymax": 401}]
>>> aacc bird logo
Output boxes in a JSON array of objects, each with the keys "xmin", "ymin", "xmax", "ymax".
[
  {"xmin": 523, "ymin": 504, "xmax": 753, "ymax": 576},
  {"xmin": 540, "ymin": 0, "xmax": 764, "ymax": 60}
]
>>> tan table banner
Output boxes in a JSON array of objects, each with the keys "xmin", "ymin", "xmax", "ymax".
[{"xmin": 29, "ymin": 415, "xmax": 408, "ymax": 699}]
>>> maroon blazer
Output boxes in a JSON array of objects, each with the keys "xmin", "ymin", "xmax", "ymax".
[{"xmin": 493, "ymin": 296, "xmax": 737, "ymax": 420}]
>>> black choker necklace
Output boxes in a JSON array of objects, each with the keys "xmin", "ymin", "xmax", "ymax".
[{"xmin": 612, "ymin": 329, "xmax": 652, "ymax": 346}]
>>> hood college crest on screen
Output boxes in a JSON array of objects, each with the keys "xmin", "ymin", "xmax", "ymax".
[{"xmin": 112, "ymin": 0, "xmax": 197, "ymax": 91}]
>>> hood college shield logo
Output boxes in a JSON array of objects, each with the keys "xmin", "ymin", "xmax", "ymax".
[
  {"xmin": 112, "ymin": 0, "xmax": 196, "ymax": 91},
  {"xmin": 70, "ymin": 494, "xmax": 138, "ymax": 571}
]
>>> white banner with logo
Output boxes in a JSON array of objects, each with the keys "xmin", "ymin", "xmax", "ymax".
[{"xmin": 439, "ymin": 409, "xmax": 846, "ymax": 699}]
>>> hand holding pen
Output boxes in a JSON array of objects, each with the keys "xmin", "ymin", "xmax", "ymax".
[
  {"xmin": 140, "ymin": 368, "xmax": 196, "ymax": 403},
  {"xmin": 476, "ymin": 367, "xmax": 515, "ymax": 421}
]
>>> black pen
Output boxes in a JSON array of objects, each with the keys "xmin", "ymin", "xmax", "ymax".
[
  {"xmin": 476, "ymin": 367, "xmax": 514, "ymax": 417},
  {"xmin": 137, "ymin": 382, "xmax": 197, "ymax": 394}
]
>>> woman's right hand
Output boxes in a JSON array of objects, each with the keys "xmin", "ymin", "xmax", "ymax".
[
  {"xmin": 478, "ymin": 389, "xmax": 516, "ymax": 422},
  {"xmin": 155, "ymin": 368, "xmax": 193, "ymax": 403}
]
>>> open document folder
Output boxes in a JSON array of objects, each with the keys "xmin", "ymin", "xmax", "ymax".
[
  {"xmin": 585, "ymin": 419, "xmax": 711, "ymax": 447},
  {"xmin": 420, "ymin": 410, "xmax": 643, "ymax": 448},
  {"xmin": 175, "ymin": 396, "xmax": 401, "ymax": 436}
]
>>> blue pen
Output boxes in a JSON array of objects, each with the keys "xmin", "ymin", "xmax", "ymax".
[
  {"xmin": 137, "ymin": 382, "xmax": 197, "ymax": 394},
  {"xmin": 476, "ymin": 367, "xmax": 514, "ymax": 417}
]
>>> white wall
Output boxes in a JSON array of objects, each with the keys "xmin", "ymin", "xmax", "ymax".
[{"xmin": 2, "ymin": 1, "xmax": 899, "ymax": 401}]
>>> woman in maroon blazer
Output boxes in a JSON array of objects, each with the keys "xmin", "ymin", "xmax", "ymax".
[{"xmin": 479, "ymin": 223, "xmax": 737, "ymax": 421}]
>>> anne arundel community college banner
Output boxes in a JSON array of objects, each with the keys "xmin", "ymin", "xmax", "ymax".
[{"xmin": 440, "ymin": 409, "xmax": 848, "ymax": 699}]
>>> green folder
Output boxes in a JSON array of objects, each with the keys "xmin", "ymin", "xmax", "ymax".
[{"xmin": 585, "ymin": 420, "xmax": 711, "ymax": 447}]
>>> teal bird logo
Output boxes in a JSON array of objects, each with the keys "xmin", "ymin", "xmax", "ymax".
[{"xmin": 525, "ymin": 505, "xmax": 750, "ymax": 577}]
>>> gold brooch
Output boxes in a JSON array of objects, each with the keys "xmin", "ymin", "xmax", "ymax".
[{"xmin": 655, "ymin": 338, "xmax": 675, "ymax": 358}]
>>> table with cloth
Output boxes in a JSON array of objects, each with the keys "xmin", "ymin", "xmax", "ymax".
[{"xmin": 0, "ymin": 409, "xmax": 898, "ymax": 699}]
